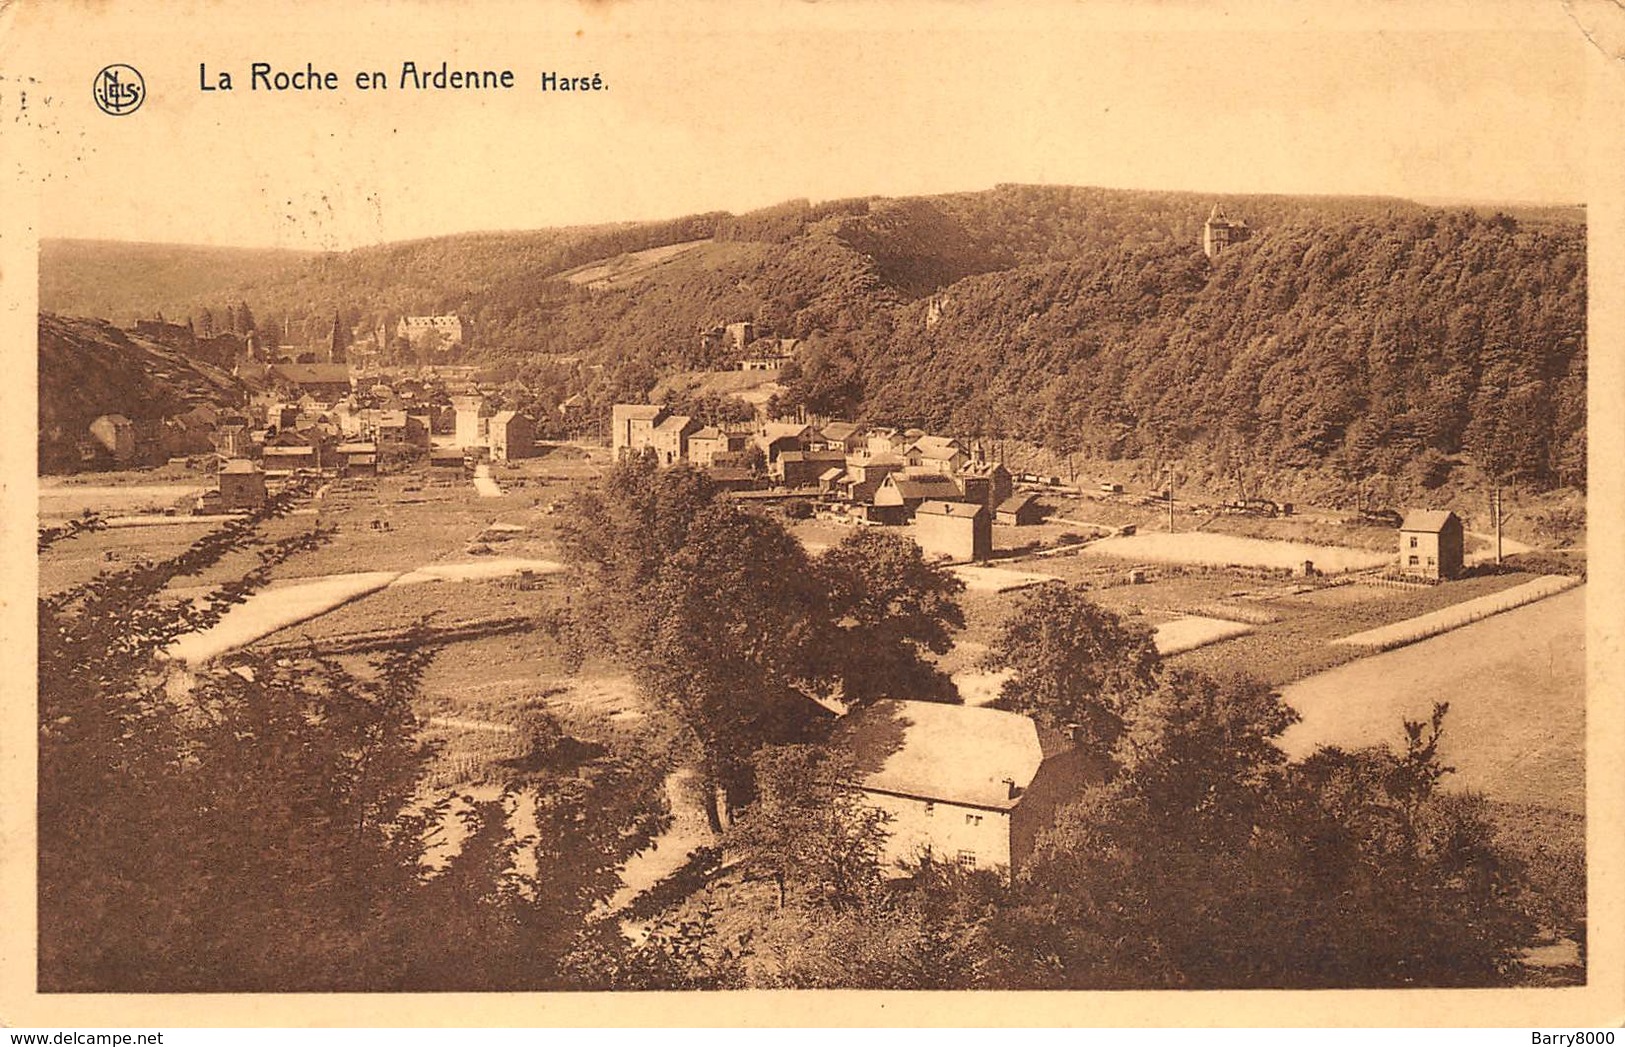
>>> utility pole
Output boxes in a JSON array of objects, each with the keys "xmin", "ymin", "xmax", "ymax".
[
  {"xmin": 1164, "ymin": 465, "xmax": 1175, "ymax": 533},
  {"xmin": 1494, "ymin": 484, "xmax": 1504, "ymax": 565}
]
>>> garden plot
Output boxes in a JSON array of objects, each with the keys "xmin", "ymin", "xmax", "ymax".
[
  {"xmin": 166, "ymin": 560, "xmax": 568, "ymax": 663},
  {"xmin": 39, "ymin": 483, "xmax": 204, "ymax": 518},
  {"xmin": 948, "ymin": 565, "xmax": 1061, "ymax": 593},
  {"xmin": 166, "ymin": 571, "xmax": 400, "ymax": 664},
  {"xmin": 392, "ymin": 558, "xmax": 564, "ymax": 585},
  {"xmin": 1153, "ymin": 615, "xmax": 1256, "ymax": 655},
  {"xmin": 1080, "ymin": 531, "xmax": 1390, "ymax": 573},
  {"xmin": 1332, "ymin": 574, "xmax": 1581, "ymax": 650}
]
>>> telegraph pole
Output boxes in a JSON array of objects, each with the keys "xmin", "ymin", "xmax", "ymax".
[
  {"xmin": 1164, "ymin": 465, "xmax": 1175, "ymax": 533},
  {"xmin": 1494, "ymin": 484, "xmax": 1504, "ymax": 565}
]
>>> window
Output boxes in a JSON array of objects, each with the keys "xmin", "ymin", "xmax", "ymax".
[
  {"xmin": 923, "ymin": 802, "xmax": 935, "ymax": 817},
  {"xmin": 965, "ymin": 814, "xmax": 982, "ymax": 826},
  {"xmin": 956, "ymin": 850, "xmax": 977, "ymax": 869},
  {"xmin": 1410, "ymin": 536, "xmax": 1419, "ymax": 549},
  {"xmin": 1408, "ymin": 555, "xmax": 1419, "ymax": 566},
  {"xmin": 1427, "ymin": 556, "xmax": 1436, "ymax": 566}
]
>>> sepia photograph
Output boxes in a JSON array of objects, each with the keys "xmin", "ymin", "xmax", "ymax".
[{"xmin": 2, "ymin": 0, "xmax": 1622, "ymax": 1028}]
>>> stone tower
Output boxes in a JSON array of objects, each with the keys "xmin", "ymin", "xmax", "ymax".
[{"xmin": 1202, "ymin": 204, "xmax": 1252, "ymax": 261}]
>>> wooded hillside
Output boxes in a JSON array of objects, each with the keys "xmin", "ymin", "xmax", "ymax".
[{"xmin": 39, "ymin": 186, "xmax": 1586, "ymax": 492}]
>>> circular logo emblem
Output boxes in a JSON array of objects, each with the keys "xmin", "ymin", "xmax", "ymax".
[{"xmin": 93, "ymin": 64, "xmax": 145, "ymax": 116}]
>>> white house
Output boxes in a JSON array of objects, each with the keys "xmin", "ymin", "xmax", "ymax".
[{"xmin": 837, "ymin": 699, "xmax": 1101, "ymax": 878}]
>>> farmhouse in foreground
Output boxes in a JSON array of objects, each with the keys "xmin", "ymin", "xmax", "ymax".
[{"xmin": 839, "ymin": 700, "xmax": 1102, "ymax": 878}]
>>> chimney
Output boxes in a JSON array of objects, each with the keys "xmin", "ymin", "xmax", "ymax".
[{"xmin": 1003, "ymin": 777, "xmax": 1020, "ymax": 800}]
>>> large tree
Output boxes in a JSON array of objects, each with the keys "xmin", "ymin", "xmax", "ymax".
[
  {"xmin": 559, "ymin": 457, "xmax": 967, "ymax": 828},
  {"xmin": 815, "ymin": 528, "xmax": 966, "ymax": 705},
  {"xmin": 982, "ymin": 583, "xmax": 1160, "ymax": 759}
]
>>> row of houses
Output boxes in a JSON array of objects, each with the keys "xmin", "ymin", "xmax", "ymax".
[{"xmin": 612, "ymin": 405, "xmax": 1045, "ymax": 561}]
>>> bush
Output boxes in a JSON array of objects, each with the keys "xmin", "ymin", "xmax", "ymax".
[{"xmin": 782, "ymin": 498, "xmax": 814, "ymax": 520}]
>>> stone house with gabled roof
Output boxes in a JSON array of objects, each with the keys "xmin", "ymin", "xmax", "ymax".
[
  {"xmin": 1398, "ymin": 509, "xmax": 1464, "ymax": 580},
  {"xmin": 838, "ymin": 699, "xmax": 1103, "ymax": 878}
]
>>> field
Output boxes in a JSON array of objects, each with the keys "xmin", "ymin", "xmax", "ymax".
[
  {"xmin": 1081, "ymin": 531, "xmax": 1391, "ymax": 573},
  {"xmin": 1279, "ymin": 586, "xmax": 1585, "ymax": 814}
]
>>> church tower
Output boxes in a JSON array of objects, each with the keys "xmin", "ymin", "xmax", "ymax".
[{"xmin": 329, "ymin": 311, "xmax": 348, "ymax": 365}]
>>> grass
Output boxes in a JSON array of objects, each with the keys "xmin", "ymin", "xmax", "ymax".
[{"xmin": 1277, "ymin": 586, "xmax": 1585, "ymax": 814}]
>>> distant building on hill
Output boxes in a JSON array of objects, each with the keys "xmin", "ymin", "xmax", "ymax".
[
  {"xmin": 397, "ymin": 314, "xmax": 468, "ymax": 354},
  {"xmin": 1202, "ymin": 204, "xmax": 1252, "ymax": 261},
  {"xmin": 1398, "ymin": 510, "xmax": 1464, "ymax": 580}
]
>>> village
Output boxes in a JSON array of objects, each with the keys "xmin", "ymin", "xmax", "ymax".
[{"xmin": 40, "ymin": 300, "xmax": 1585, "ymax": 895}]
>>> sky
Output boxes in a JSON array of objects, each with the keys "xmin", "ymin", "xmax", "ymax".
[{"xmin": 2, "ymin": 0, "xmax": 1593, "ymax": 251}]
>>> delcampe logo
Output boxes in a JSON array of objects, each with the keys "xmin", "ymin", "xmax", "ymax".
[{"xmin": 92, "ymin": 64, "xmax": 145, "ymax": 115}]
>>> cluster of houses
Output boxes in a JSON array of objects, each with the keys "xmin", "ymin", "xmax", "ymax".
[
  {"xmin": 612, "ymin": 404, "xmax": 1044, "ymax": 562},
  {"xmin": 185, "ymin": 366, "xmax": 540, "ymax": 513}
]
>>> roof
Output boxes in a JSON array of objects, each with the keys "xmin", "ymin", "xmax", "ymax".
[
  {"xmin": 376, "ymin": 410, "xmax": 408, "ymax": 426},
  {"xmin": 887, "ymin": 475, "xmax": 961, "ymax": 499},
  {"xmin": 271, "ymin": 364, "xmax": 352, "ymax": 385},
  {"xmin": 491, "ymin": 410, "xmax": 522, "ymax": 425},
  {"xmin": 821, "ymin": 421, "xmax": 863, "ymax": 441},
  {"xmin": 911, "ymin": 435, "xmax": 963, "ymax": 453},
  {"xmin": 763, "ymin": 421, "xmax": 811, "ymax": 436},
  {"xmin": 654, "ymin": 414, "xmax": 695, "ymax": 433},
  {"xmin": 614, "ymin": 404, "xmax": 665, "ymax": 420},
  {"xmin": 997, "ymin": 493, "xmax": 1037, "ymax": 514},
  {"xmin": 780, "ymin": 449, "xmax": 846, "ymax": 464},
  {"xmin": 819, "ymin": 467, "xmax": 846, "ymax": 482},
  {"xmin": 336, "ymin": 442, "xmax": 377, "ymax": 454},
  {"xmin": 706, "ymin": 467, "xmax": 755, "ymax": 482},
  {"xmin": 219, "ymin": 459, "xmax": 260, "ymax": 474},
  {"xmin": 911, "ymin": 444, "xmax": 963, "ymax": 461},
  {"xmin": 1400, "ymin": 510, "xmax": 1460, "ymax": 533},
  {"xmin": 839, "ymin": 700, "xmax": 1047, "ymax": 811},
  {"xmin": 690, "ymin": 426, "xmax": 723, "ymax": 441},
  {"xmin": 263, "ymin": 446, "xmax": 316, "ymax": 457},
  {"xmin": 918, "ymin": 500, "xmax": 986, "ymax": 519}
]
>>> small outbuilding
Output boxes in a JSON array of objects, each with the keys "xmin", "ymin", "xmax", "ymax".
[
  {"xmin": 1398, "ymin": 509, "xmax": 1464, "ymax": 580},
  {"xmin": 995, "ymin": 492, "xmax": 1043, "ymax": 527},
  {"xmin": 215, "ymin": 458, "xmax": 267, "ymax": 511},
  {"xmin": 914, "ymin": 500, "xmax": 993, "ymax": 562}
]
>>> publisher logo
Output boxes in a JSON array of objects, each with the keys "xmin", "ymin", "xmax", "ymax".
[{"xmin": 93, "ymin": 64, "xmax": 145, "ymax": 115}]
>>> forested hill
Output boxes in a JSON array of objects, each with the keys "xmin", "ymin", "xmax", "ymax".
[
  {"xmin": 39, "ymin": 241, "xmax": 315, "ymax": 326},
  {"xmin": 848, "ymin": 207, "xmax": 1587, "ymax": 494},
  {"xmin": 38, "ymin": 186, "xmax": 1586, "ymax": 492}
]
